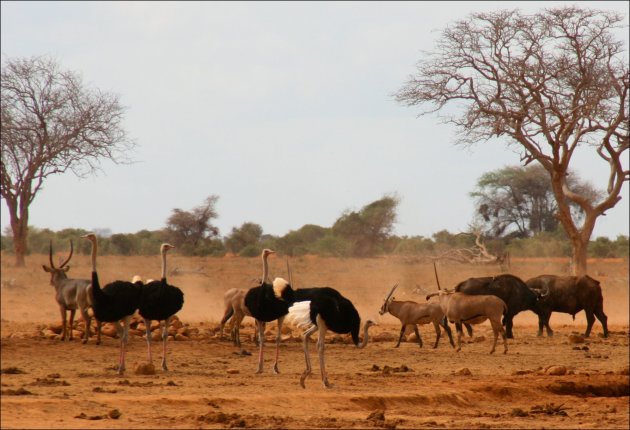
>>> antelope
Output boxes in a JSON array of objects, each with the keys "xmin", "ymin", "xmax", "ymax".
[
  {"xmin": 427, "ymin": 289, "xmax": 508, "ymax": 354},
  {"xmin": 379, "ymin": 284, "xmax": 454, "ymax": 349},
  {"xmin": 42, "ymin": 240, "xmax": 99, "ymax": 344}
]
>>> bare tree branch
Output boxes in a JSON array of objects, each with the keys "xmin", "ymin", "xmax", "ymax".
[
  {"xmin": 1, "ymin": 55, "xmax": 135, "ymax": 266},
  {"xmin": 395, "ymin": 6, "xmax": 629, "ymax": 275}
]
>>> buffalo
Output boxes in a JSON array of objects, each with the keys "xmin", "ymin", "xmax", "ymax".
[
  {"xmin": 526, "ymin": 274, "xmax": 608, "ymax": 338},
  {"xmin": 454, "ymin": 274, "xmax": 545, "ymax": 339}
]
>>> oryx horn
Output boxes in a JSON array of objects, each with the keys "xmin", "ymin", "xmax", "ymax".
[
  {"xmin": 384, "ymin": 283, "xmax": 399, "ymax": 302},
  {"xmin": 433, "ymin": 261, "xmax": 442, "ymax": 290},
  {"xmin": 287, "ymin": 258, "xmax": 294, "ymax": 287}
]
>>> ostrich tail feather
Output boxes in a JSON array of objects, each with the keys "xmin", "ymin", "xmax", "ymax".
[{"xmin": 287, "ymin": 301, "xmax": 313, "ymax": 329}]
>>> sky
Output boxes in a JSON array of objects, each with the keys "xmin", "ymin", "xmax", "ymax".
[{"xmin": 1, "ymin": 1, "xmax": 629, "ymax": 240}]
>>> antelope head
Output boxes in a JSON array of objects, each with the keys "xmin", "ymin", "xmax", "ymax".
[
  {"xmin": 42, "ymin": 240, "xmax": 74, "ymax": 286},
  {"xmin": 379, "ymin": 283, "xmax": 399, "ymax": 315}
]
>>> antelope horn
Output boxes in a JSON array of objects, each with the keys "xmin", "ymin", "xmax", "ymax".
[
  {"xmin": 58, "ymin": 240, "xmax": 74, "ymax": 268},
  {"xmin": 433, "ymin": 261, "xmax": 441, "ymax": 290},
  {"xmin": 384, "ymin": 283, "xmax": 399, "ymax": 302},
  {"xmin": 287, "ymin": 258, "xmax": 294, "ymax": 288},
  {"xmin": 49, "ymin": 240, "xmax": 55, "ymax": 269}
]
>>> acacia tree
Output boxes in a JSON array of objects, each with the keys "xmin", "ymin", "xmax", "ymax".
[
  {"xmin": 165, "ymin": 195, "xmax": 220, "ymax": 255},
  {"xmin": 332, "ymin": 195, "xmax": 399, "ymax": 256},
  {"xmin": 224, "ymin": 222, "xmax": 263, "ymax": 254},
  {"xmin": 1, "ymin": 56, "xmax": 134, "ymax": 266},
  {"xmin": 472, "ymin": 165, "xmax": 602, "ymax": 238},
  {"xmin": 396, "ymin": 7, "xmax": 629, "ymax": 275}
]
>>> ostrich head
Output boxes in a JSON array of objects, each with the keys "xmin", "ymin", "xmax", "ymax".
[
  {"xmin": 81, "ymin": 233, "xmax": 97, "ymax": 242},
  {"xmin": 161, "ymin": 243, "xmax": 175, "ymax": 253}
]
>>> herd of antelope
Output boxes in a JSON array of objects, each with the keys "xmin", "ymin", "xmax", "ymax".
[{"xmin": 43, "ymin": 239, "xmax": 609, "ymax": 388}]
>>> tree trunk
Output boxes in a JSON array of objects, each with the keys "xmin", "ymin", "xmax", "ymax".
[
  {"xmin": 549, "ymin": 172, "xmax": 592, "ymax": 277},
  {"xmin": 570, "ymin": 237, "xmax": 589, "ymax": 277},
  {"xmin": 5, "ymin": 196, "xmax": 29, "ymax": 267},
  {"xmin": 10, "ymin": 217, "xmax": 28, "ymax": 267}
]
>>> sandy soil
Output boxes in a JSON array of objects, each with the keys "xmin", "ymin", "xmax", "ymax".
[{"xmin": 1, "ymin": 253, "xmax": 628, "ymax": 429}]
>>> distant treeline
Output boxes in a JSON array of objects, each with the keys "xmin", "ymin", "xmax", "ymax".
[{"xmin": 1, "ymin": 226, "xmax": 627, "ymax": 259}]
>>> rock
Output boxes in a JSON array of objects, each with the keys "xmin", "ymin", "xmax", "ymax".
[
  {"xmin": 454, "ymin": 367, "xmax": 472, "ymax": 376},
  {"xmin": 367, "ymin": 410, "xmax": 385, "ymax": 422},
  {"xmin": 43, "ymin": 329, "xmax": 57, "ymax": 339},
  {"xmin": 373, "ymin": 332, "xmax": 396, "ymax": 342},
  {"xmin": 281, "ymin": 325, "xmax": 293, "ymax": 335},
  {"xmin": 473, "ymin": 336, "xmax": 486, "ymax": 343},
  {"xmin": 174, "ymin": 333, "xmax": 189, "ymax": 341},
  {"xmin": 170, "ymin": 319, "xmax": 183, "ymax": 330},
  {"xmin": 510, "ymin": 408, "xmax": 528, "ymax": 417},
  {"xmin": 406, "ymin": 333, "xmax": 419, "ymax": 342},
  {"xmin": 108, "ymin": 409, "xmax": 122, "ymax": 419},
  {"xmin": 226, "ymin": 369, "xmax": 239, "ymax": 374},
  {"xmin": 48, "ymin": 324, "xmax": 63, "ymax": 335},
  {"xmin": 545, "ymin": 365, "xmax": 567, "ymax": 376},
  {"xmin": 618, "ymin": 367, "xmax": 629, "ymax": 375},
  {"xmin": 128, "ymin": 329, "xmax": 143, "ymax": 337},
  {"xmin": 134, "ymin": 363, "xmax": 156, "ymax": 375},
  {"xmin": 568, "ymin": 334, "xmax": 585, "ymax": 344},
  {"xmin": 101, "ymin": 324, "xmax": 118, "ymax": 338}
]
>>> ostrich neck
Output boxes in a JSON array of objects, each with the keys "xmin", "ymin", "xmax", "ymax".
[
  {"xmin": 262, "ymin": 254, "xmax": 269, "ymax": 284},
  {"xmin": 161, "ymin": 248, "xmax": 167, "ymax": 280},
  {"xmin": 90, "ymin": 239, "xmax": 97, "ymax": 272},
  {"xmin": 357, "ymin": 322, "xmax": 372, "ymax": 349}
]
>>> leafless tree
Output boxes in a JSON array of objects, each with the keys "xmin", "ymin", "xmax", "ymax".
[
  {"xmin": 433, "ymin": 230, "xmax": 509, "ymax": 268},
  {"xmin": 1, "ymin": 56, "xmax": 134, "ymax": 266},
  {"xmin": 395, "ymin": 7, "xmax": 629, "ymax": 276}
]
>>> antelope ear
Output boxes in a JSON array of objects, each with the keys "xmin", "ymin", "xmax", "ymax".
[
  {"xmin": 42, "ymin": 265, "xmax": 52, "ymax": 272},
  {"xmin": 63, "ymin": 266, "xmax": 70, "ymax": 272}
]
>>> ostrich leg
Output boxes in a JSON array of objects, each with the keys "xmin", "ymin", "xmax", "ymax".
[{"xmin": 299, "ymin": 324, "xmax": 318, "ymax": 388}]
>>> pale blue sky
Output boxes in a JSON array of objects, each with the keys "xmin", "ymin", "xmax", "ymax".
[{"xmin": 1, "ymin": 1, "xmax": 628, "ymax": 239}]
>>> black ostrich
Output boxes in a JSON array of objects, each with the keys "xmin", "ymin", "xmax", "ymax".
[
  {"xmin": 286, "ymin": 289, "xmax": 376, "ymax": 389},
  {"xmin": 137, "ymin": 243, "xmax": 184, "ymax": 371},
  {"xmin": 82, "ymin": 233, "xmax": 142, "ymax": 374},
  {"xmin": 243, "ymin": 249, "xmax": 295, "ymax": 374},
  {"xmin": 220, "ymin": 249, "xmax": 276, "ymax": 348}
]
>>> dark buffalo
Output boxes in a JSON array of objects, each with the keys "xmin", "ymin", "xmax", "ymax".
[
  {"xmin": 526, "ymin": 274, "xmax": 608, "ymax": 338},
  {"xmin": 454, "ymin": 274, "xmax": 544, "ymax": 339}
]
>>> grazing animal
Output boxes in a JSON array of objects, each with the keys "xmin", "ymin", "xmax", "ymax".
[
  {"xmin": 454, "ymin": 274, "xmax": 547, "ymax": 338},
  {"xmin": 286, "ymin": 289, "xmax": 376, "ymax": 388},
  {"xmin": 219, "ymin": 287, "xmax": 250, "ymax": 346},
  {"xmin": 138, "ymin": 243, "xmax": 184, "ymax": 370},
  {"xmin": 42, "ymin": 240, "xmax": 100, "ymax": 344},
  {"xmin": 526, "ymin": 274, "xmax": 608, "ymax": 338},
  {"xmin": 82, "ymin": 233, "xmax": 142, "ymax": 374},
  {"xmin": 426, "ymin": 289, "xmax": 508, "ymax": 354},
  {"xmin": 379, "ymin": 284, "xmax": 454, "ymax": 348}
]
